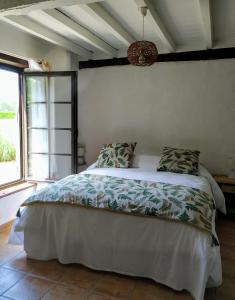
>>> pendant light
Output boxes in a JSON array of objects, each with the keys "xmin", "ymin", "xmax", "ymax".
[{"xmin": 127, "ymin": 6, "xmax": 158, "ymax": 66}]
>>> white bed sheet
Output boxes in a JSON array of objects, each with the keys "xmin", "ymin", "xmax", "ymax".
[{"xmin": 10, "ymin": 167, "xmax": 224, "ymax": 300}]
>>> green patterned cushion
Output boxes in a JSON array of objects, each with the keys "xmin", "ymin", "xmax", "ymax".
[
  {"xmin": 96, "ymin": 142, "xmax": 137, "ymax": 168},
  {"xmin": 157, "ymin": 147, "xmax": 200, "ymax": 175}
]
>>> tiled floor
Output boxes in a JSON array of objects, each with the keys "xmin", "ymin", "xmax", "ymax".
[{"xmin": 0, "ymin": 218, "xmax": 234, "ymax": 300}]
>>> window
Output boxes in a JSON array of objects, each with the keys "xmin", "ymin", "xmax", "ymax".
[
  {"xmin": 0, "ymin": 59, "xmax": 77, "ymax": 186},
  {"xmin": 25, "ymin": 72, "xmax": 78, "ymax": 181},
  {"xmin": 0, "ymin": 67, "xmax": 23, "ymax": 187}
]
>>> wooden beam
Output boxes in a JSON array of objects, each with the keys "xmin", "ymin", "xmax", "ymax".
[
  {"xmin": 0, "ymin": 52, "xmax": 29, "ymax": 68},
  {"xmin": 0, "ymin": 0, "xmax": 102, "ymax": 16},
  {"xmin": 198, "ymin": 0, "xmax": 213, "ymax": 49},
  {"xmin": 135, "ymin": 0, "xmax": 176, "ymax": 52},
  {"xmin": 1, "ymin": 15, "xmax": 92, "ymax": 58},
  {"xmin": 44, "ymin": 9, "xmax": 117, "ymax": 56},
  {"xmin": 79, "ymin": 47, "xmax": 235, "ymax": 69},
  {"xmin": 82, "ymin": 2, "xmax": 135, "ymax": 46}
]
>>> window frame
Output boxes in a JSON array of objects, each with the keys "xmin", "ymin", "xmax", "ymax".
[
  {"xmin": 0, "ymin": 63, "xmax": 25, "ymax": 189},
  {"xmin": 24, "ymin": 71, "xmax": 78, "ymax": 181}
]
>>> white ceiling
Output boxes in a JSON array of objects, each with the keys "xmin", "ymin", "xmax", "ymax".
[
  {"xmin": 61, "ymin": 5, "xmax": 125, "ymax": 49},
  {"xmin": 212, "ymin": 0, "xmax": 235, "ymax": 46},
  {"xmin": 1, "ymin": 0, "xmax": 235, "ymax": 60}
]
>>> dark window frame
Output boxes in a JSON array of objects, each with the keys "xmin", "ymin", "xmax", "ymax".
[
  {"xmin": 0, "ymin": 53, "xmax": 29, "ymax": 69},
  {"xmin": 24, "ymin": 71, "xmax": 78, "ymax": 181},
  {"xmin": 0, "ymin": 63, "xmax": 25, "ymax": 190}
]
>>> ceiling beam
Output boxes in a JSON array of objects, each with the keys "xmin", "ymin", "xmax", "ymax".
[
  {"xmin": 1, "ymin": 15, "xmax": 92, "ymax": 58},
  {"xmin": 135, "ymin": 0, "xmax": 176, "ymax": 52},
  {"xmin": 82, "ymin": 2, "xmax": 136, "ymax": 46},
  {"xmin": 79, "ymin": 47, "xmax": 235, "ymax": 69},
  {"xmin": 198, "ymin": 0, "xmax": 213, "ymax": 49},
  {"xmin": 43, "ymin": 9, "xmax": 117, "ymax": 56},
  {"xmin": 0, "ymin": 0, "xmax": 102, "ymax": 16}
]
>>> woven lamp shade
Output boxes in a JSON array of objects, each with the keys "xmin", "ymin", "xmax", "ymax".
[{"xmin": 127, "ymin": 40, "xmax": 158, "ymax": 66}]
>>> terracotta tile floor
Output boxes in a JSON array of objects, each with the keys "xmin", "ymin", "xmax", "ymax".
[{"xmin": 0, "ymin": 218, "xmax": 234, "ymax": 300}]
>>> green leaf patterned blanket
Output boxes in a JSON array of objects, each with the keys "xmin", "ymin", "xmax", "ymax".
[{"xmin": 22, "ymin": 173, "xmax": 217, "ymax": 245}]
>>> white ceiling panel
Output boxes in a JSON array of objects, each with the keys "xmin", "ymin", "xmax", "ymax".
[
  {"xmin": 101, "ymin": 0, "xmax": 169, "ymax": 53},
  {"xmin": 28, "ymin": 10, "xmax": 100, "ymax": 52},
  {"xmin": 60, "ymin": 4, "xmax": 126, "ymax": 49},
  {"xmin": 212, "ymin": 0, "xmax": 235, "ymax": 46},
  {"xmin": 151, "ymin": 0, "xmax": 205, "ymax": 48}
]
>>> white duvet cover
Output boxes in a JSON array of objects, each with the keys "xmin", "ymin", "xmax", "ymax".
[{"xmin": 10, "ymin": 166, "xmax": 225, "ymax": 300}]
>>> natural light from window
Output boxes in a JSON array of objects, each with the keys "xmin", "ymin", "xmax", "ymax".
[{"xmin": 0, "ymin": 69, "xmax": 20, "ymax": 185}]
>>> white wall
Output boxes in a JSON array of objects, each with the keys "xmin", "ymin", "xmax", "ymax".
[
  {"xmin": 0, "ymin": 20, "xmax": 75, "ymax": 70},
  {"xmin": 0, "ymin": 187, "xmax": 35, "ymax": 226},
  {"xmin": 44, "ymin": 46, "xmax": 77, "ymax": 71},
  {"xmin": 78, "ymin": 59, "xmax": 235, "ymax": 174}
]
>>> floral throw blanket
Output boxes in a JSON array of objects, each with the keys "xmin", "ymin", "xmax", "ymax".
[{"xmin": 22, "ymin": 173, "xmax": 218, "ymax": 245}]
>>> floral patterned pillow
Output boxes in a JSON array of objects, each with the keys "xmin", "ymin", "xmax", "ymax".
[
  {"xmin": 96, "ymin": 142, "xmax": 137, "ymax": 168},
  {"xmin": 157, "ymin": 147, "xmax": 200, "ymax": 175}
]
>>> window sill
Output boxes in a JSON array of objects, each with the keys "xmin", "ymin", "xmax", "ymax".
[
  {"xmin": 0, "ymin": 182, "xmax": 36, "ymax": 199},
  {"xmin": 27, "ymin": 178, "xmax": 56, "ymax": 183}
]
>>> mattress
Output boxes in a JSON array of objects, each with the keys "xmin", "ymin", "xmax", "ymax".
[{"xmin": 10, "ymin": 165, "xmax": 225, "ymax": 300}]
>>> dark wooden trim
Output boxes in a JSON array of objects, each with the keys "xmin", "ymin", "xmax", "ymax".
[
  {"xmin": 28, "ymin": 127, "xmax": 72, "ymax": 131},
  {"xmin": 0, "ymin": 53, "xmax": 29, "ymax": 69},
  {"xmin": 79, "ymin": 47, "xmax": 235, "ymax": 69},
  {"xmin": 27, "ymin": 101, "xmax": 71, "ymax": 104},
  {"xmin": 28, "ymin": 152, "xmax": 72, "ymax": 156},
  {"xmin": 79, "ymin": 57, "xmax": 128, "ymax": 69},
  {"xmin": 71, "ymin": 71, "xmax": 78, "ymax": 174},
  {"xmin": 0, "ymin": 63, "xmax": 24, "ymax": 74},
  {"xmin": 19, "ymin": 72, "xmax": 25, "ymax": 181},
  {"xmin": 24, "ymin": 71, "xmax": 75, "ymax": 76}
]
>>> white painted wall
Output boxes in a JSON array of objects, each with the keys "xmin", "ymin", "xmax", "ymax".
[
  {"xmin": 44, "ymin": 46, "xmax": 76, "ymax": 71},
  {"xmin": 0, "ymin": 187, "xmax": 35, "ymax": 226},
  {"xmin": 0, "ymin": 20, "xmax": 75, "ymax": 70},
  {"xmin": 78, "ymin": 59, "xmax": 235, "ymax": 174},
  {"xmin": 0, "ymin": 20, "xmax": 50, "ymax": 60}
]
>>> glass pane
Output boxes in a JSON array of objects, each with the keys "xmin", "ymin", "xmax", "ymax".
[
  {"xmin": 0, "ymin": 70, "xmax": 21, "ymax": 185},
  {"xmin": 26, "ymin": 73, "xmax": 75, "ymax": 181},
  {"xmin": 50, "ymin": 155, "xmax": 72, "ymax": 180},
  {"xmin": 28, "ymin": 129, "xmax": 48, "ymax": 153},
  {"xmin": 27, "ymin": 103, "xmax": 48, "ymax": 128},
  {"xmin": 49, "ymin": 77, "xmax": 71, "ymax": 102},
  {"xmin": 50, "ymin": 130, "xmax": 71, "ymax": 154},
  {"xmin": 28, "ymin": 154, "xmax": 49, "ymax": 179},
  {"xmin": 26, "ymin": 77, "xmax": 48, "ymax": 103},
  {"xmin": 50, "ymin": 104, "xmax": 71, "ymax": 128}
]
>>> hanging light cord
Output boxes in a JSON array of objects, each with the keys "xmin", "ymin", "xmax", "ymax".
[{"xmin": 142, "ymin": 11, "xmax": 145, "ymax": 40}]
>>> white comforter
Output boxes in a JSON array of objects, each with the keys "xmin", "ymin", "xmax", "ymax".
[
  {"xmin": 84, "ymin": 166, "xmax": 226, "ymax": 213},
  {"xmin": 10, "ymin": 166, "xmax": 225, "ymax": 300}
]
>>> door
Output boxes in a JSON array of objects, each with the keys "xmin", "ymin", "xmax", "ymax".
[{"xmin": 25, "ymin": 71, "xmax": 77, "ymax": 181}]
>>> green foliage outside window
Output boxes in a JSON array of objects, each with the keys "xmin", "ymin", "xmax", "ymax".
[
  {"xmin": 0, "ymin": 112, "xmax": 16, "ymax": 119},
  {"xmin": 0, "ymin": 135, "xmax": 16, "ymax": 162}
]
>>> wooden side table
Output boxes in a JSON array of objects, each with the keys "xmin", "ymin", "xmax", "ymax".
[{"xmin": 214, "ymin": 175, "xmax": 235, "ymax": 218}]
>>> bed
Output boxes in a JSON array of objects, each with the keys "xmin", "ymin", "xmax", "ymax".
[{"xmin": 9, "ymin": 154, "xmax": 226, "ymax": 300}]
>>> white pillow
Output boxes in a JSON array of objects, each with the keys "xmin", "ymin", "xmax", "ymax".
[
  {"xmin": 86, "ymin": 162, "xmax": 97, "ymax": 170},
  {"xmin": 87, "ymin": 154, "xmax": 161, "ymax": 171},
  {"xmin": 132, "ymin": 154, "xmax": 161, "ymax": 171}
]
